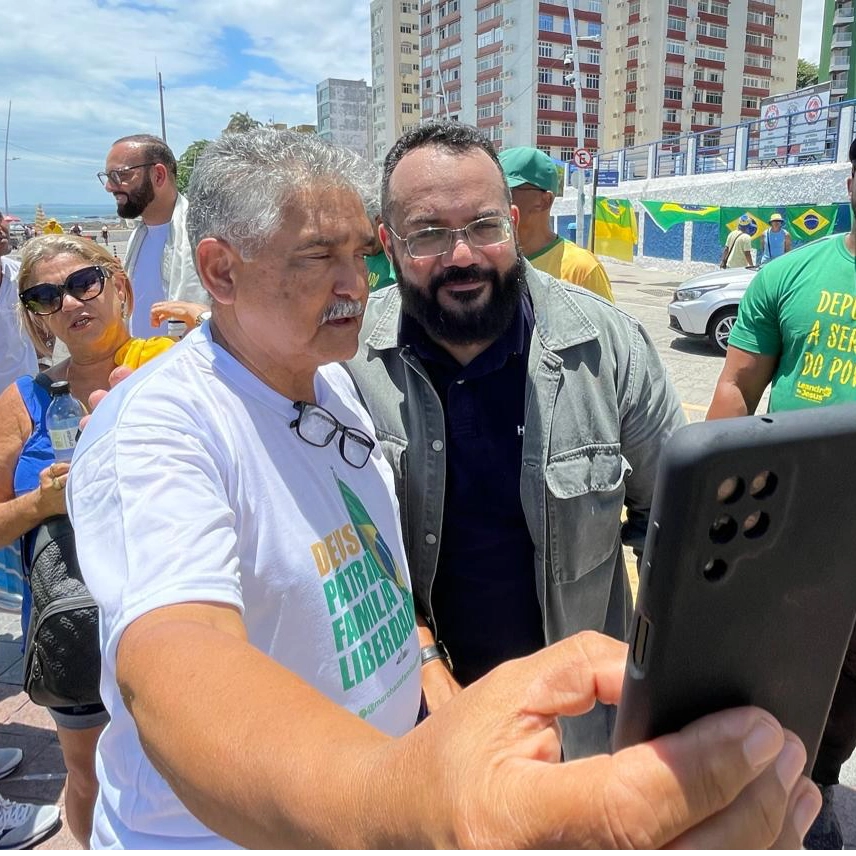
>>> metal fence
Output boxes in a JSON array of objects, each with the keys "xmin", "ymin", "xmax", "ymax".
[{"xmin": 594, "ymin": 98, "xmax": 856, "ymax": 183}]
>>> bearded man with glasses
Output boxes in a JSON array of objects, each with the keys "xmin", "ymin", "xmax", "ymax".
[
  {"xmin": 100, "ymin": 134, "xmax": 209, "ymax": 338},
  {"xmin": 348, "ymin": 121, "xmax": 687, "ymax": 761}
]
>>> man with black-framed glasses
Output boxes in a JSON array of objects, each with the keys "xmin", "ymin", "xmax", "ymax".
[
  {"xmin": 349, "ymin": 121, "xmax": 685, "ymax": 761},
  {"xmin": 101, "ymin": 134, "xmax": 208, "ymax": 337}
]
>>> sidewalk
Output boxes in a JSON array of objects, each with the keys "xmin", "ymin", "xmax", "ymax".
[{"xmin": 0, "ymin": 611, "xmax": 79, "ymax": 850}]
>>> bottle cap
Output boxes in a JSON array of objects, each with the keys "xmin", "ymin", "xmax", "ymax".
[{"xmin": 49, "ymin": 380, "xmax": 70, "ymax": 397}]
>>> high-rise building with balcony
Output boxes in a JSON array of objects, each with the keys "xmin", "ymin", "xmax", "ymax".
[
  {"xmin": 316, "ymin": 78, "xmax": 373, "ymax": 160},
  {"xmin": 602, "ymin": 0, "xmax": 801, "ymax": 150},
  {"xmin": 370, "ymin": 0, "xmax": 422, "ymax": 164},
  {"xmin": 819, "ymin": 0, "xmax": 856, "ymax": 101},
  {"xmin": 418, "ymin": 0, "xmax": 606, "ymax": 158}
]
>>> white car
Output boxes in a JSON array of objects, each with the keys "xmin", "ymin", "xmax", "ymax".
[{"xmin": 668, "ymin": 266, "xmax": 759, "ymax": 354}]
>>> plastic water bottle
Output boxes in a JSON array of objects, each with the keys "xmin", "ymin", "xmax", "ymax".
[{"xmin": 46, "ymin": 381, "xmax": 85, "ymax": 463}]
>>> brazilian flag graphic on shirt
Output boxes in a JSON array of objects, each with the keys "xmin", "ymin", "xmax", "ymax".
[{"xmin": 336, "ymin": 475, "xmax": 408, "ymax": 595}]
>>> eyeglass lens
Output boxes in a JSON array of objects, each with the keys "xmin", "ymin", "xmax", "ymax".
[
  {"xmin": 405, "ymin": 216, "xmax": 511, "ymax": 258},
  {"xmin": 20, "ymin": 266, "xmax": 105, "ymax": 315},
  {"xmin": 292, "ymin": 403, "xmax": 374, "ymax": 468}
]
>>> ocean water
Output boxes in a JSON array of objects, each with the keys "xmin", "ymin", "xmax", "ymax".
[{"xmin": 6, "ymin": 202, "xmax": 121, "ymax": 224}]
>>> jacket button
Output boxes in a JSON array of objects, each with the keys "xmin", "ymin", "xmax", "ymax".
[
  {"xmin": 425, "ymin": 533, "xmax": 437, "ymax": 545},
  {"xmin": 432, "ymin": 440, "xmax": 444, "ymax": 452}
]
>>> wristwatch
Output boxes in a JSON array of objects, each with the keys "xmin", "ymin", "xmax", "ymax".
[
  {"xmin": 195, "ymin": 310, "xmax": 212, "ymax": 327},
  {"xmin": 420, "ymin": 641, "xmax": 453, "ymax": 672}
]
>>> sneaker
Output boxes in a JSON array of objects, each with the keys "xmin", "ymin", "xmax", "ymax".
[
  {"xmin": 0, "ymin": 751, "xmax": 21, "ymax": 782},
  {"xmin": 803, "ymin": 784, "xmax": 844, "ymax": 849},
  {"xmin": 0, "ymin": 796, "xmax": 60, "ymax": 849}
]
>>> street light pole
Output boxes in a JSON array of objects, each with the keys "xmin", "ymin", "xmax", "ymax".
[
  {"xmin": 3, "ymin": 100, "xmax": 11, "ymax": 214},
  {"xmin": 563, "ymin": 0, "xmax": 586, "ymax": 246}
]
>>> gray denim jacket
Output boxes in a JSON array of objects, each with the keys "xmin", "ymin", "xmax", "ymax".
[{"xmin": 347, "ymin": 263, "xmax": 685, "ymax": 757}]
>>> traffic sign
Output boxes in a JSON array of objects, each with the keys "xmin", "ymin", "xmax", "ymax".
[{"xmin": 573, "ymin": 148, "xmax": 593, "ymax": 168}]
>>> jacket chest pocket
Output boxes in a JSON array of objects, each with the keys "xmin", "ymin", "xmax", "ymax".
[
  {"xmin": 377, "ymin": 436, "xmax": 410, "ymax": 555},
  {"xmin": 544, "ymin": 446, "xmax": 630, "ymax": 584}
]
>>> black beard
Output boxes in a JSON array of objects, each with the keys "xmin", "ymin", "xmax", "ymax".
[
  {"xmin": 116, "ymin": 173, "xmax": 155, "ymax": 219},
  {"xmin": 392, "ymin": 252, "xmax": 525, "ymax": 346}
]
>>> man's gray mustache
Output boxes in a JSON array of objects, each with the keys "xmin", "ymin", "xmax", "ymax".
[{"xmin": 320, "ymin": 300, "xmax": 364, "ymax": 324}]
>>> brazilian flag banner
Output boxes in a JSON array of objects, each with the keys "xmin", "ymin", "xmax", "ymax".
[
  {"xmin": 593, "ymin": 197, "xmax": 638, "ymax": 262},
  {"xmin": 719, "ymin": 208, "xmax": 781, "ymax": 244},
  {"xmin": 784, "ymin": 206, "xmax": 838, "ymax": 242},
  {"xmin": 640, "ymin": 201, "xmax": 720, "ymax": 232}
]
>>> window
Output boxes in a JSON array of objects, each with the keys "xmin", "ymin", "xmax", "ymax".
[
  {"xmin": 742, "ymin": 95, "xmax": 760, "ymax": 110},
  {"xmin": 584, "ymin": 122, "xmax": 597, "ymax": 139},
  {"xmin": 665, "ymin": 108, "xmax": 678, "ymax": 123},
  {"xmin": 447, "ymin": 88, "xmax": 461, "ymax": 104},
  {"xmin": 477, "ymin": 2, "xmax": 502, "ymax": 23},
  {"xmin": 538, "ymin": 93, "xmax": 551, "ymax": 110},
  {"xmin": 696, "ymin": 45, "xmax": 726, "ymax": 62},
  {"xmin": 583, "ymin": 48, "xmax": 601, "ymax": 64},
  {"xmin": 627, "ymin": 46, "xmax": 639, "ymax": 61},
  {"xmin": 539, "ymin": 13, "xmax": 553, "ymax": 31},
  {"xmin": 421, "ymin": 12, "xmax": 431, "ymax": 28},
  {"xmin": 664, "ymin": 86, "xmax": 682, "ymax": 101},
  {"xmin": 538, "ymin": 41, "xmax": 553, "ymax": 58},
  {"xmin": 584, "ymin": 97, "xmax": 599, "ymax": 113},
  {"xmin": 563, "ymin": 95, "xmax": 574, "ymax": 111},
  {"xmin": 705, "ymin": 91, "xmax": 722, "ymax": 105},
  {"xmin": 666, "ymin": 39, "xmax": 685, "ymax": 56},
  {"xmin": 560, "ymin": 147, "xmax": 574, "ymax": 161},
  {"xmin": 667, "ymin": 16, "xmax": 686, "ymax": 31},
  {"xmin": 629, "ymin": 0, "xmax": 640, "ymax": 14},
  {"xmin": 743, "ymin": 75, "xmax": 761, "ymax": 88},
  {"xmin": 627, "ymin": 69, "xmax": 637, "ymax": 83},
  {"xmin": 539, "ymin": 67, "xmax": 553, "ymax": 84},
  {"xmin": 625, "ymin": 132, "xmax": 636, "ymax": 147},
  {"xmin": 402, "ymin": 103, "xmax": 414, "ymax": 114},
  {"xmin": 626, "ymin": 90, "xmax": 636, "ymax": 104},
  {"xmin": 665, "ymin": 62, "xmax": 683, "ymax": 78},
  {"xmin": 400, "ymin": 23, "xmax": 412, "ymax": 33},
  {"xmin": 537, "ymin": 119, "xmax": 552, "ymax": 135},
  {"xmin": 402, "ymin": 83, "xmax": 414, "ymax": 94},
  {"xmin": 585, "ymin": 72, "xmax": 600, "ymax": 89},
  {"xmin": 562, "ymin": 120, "xmax": 575, "ymax": 136},
  {"xmin": 401, "ymin": 42, "xmax": 412, "ymax": 54},
  {"xmin": 421, "ymin": 34, "xmax": 432, "ymax": 51}
]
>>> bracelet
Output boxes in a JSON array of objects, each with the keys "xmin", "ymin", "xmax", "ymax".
[{"xmin": 420, "ymin": 642, "xmax": 453, "ymax": 672}]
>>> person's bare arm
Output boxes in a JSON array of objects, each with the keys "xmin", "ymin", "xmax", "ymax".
[
  {"xmin": 0, "ymin": 384, "xmax": 68, "ymax": 545},
  {"xmin": 415, "ymin": 614, "xmax": 461, "ymax": 712},
  {"xmin": 149, "ymin": 300, "xmax": 209, "ymax": 330},
  {"xmin": 118, "ymin": 607, "xmax": 818, "ymax": 849},
  {"xmin": 707, "ymin": 346, "xmax": 778, "ymax": 419},
  {"xmin": 785, "ymin": 232, "xmax": 793, "ymax": 253}
]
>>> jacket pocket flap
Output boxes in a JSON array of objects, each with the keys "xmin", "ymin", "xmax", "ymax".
[{"xmin": 545, "ymin": 448, "xmax": 630, "ymax": 499}]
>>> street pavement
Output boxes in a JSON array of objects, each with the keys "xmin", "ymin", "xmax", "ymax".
[{"xmin": 1, "ymin": 252, "xmax": 851, "ymax": 847}]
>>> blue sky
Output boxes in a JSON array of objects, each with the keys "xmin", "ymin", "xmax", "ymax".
[{"xmin": 1, "ymin": 0, "xmax": 825, "ymax": 209}]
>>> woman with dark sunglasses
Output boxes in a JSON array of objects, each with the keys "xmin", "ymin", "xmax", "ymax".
[{"xmin": 0, "ymin": 235, "xmax": 172, "ymax": 844}]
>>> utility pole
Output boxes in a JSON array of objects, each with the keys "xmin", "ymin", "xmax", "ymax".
[
  {"xmin": 156, "ymin": 59, "xmax": 167, "ymax": 143},
  {"xmin": 3, "ymin": 101, "xmax": 10, "ymax": 214},
  {"xmin": 563, "ymin": 0, "xmax": 586, "ymax": 246}
]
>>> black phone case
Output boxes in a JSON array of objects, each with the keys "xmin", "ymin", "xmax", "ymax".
[{"xmin": 613, "ymin": 404, "xmax": 856, "ymax": 773}]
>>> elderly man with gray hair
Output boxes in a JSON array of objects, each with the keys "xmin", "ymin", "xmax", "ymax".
[{"xmin": 67, "ymin": 128, "xmax": 818, "ymax": 849}]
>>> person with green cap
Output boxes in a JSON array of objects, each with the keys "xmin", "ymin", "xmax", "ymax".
[{"xmin": 498, "ymin": 146, "xmax": 614, "ymax": 302}]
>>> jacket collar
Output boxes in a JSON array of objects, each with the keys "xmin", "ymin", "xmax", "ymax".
[{"xmin": 363, "ymin": 259, "xmax": 600, "ymax": 353}]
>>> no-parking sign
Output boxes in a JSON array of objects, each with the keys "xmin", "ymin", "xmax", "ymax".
[{"xmin": 573, "ymin": 148, "xmax": 593, "ymax": 169}]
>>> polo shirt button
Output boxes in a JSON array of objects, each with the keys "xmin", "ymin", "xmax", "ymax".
[
  {"xmin": 432, "ymin": 440, "xmax": 444, "ymax": 452},
  {"xmin": 425, "ymin": 533, "xmax": 437, "ymax": 545}
]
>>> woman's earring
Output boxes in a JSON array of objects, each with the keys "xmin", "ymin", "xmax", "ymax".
[{"xmin": 120, "ymin": 300, "xmax": 127, "ymax": 322}]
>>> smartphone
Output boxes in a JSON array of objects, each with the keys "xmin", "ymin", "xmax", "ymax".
[{"xmin": 612, "ymin": 403, "xmax": 856, "ymax": 773}]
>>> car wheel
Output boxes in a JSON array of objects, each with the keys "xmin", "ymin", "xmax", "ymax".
[{"xmin": 708, "ymin": 308, "xmax": 738, "ymax": 354}]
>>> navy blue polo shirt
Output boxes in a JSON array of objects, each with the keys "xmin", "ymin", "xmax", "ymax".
[{"xmin": 400, "ymin": 298, "xmax": 545, "ymax": 686}]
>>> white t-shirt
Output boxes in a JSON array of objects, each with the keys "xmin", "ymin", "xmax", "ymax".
[
  {"xmin": 129, "ymin": 222, "xmax": 170, "ymax": 336},
  {"xmin": 0, "ymin": 257, "xmax": 37, "ymax": 391},
  {"xmin": 68, "ymin": 326, "xmax": 421, "ymax": 850}
]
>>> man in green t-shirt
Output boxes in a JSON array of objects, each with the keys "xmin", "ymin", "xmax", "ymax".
[{"xmin": 708, "ymin": 139, "xmax": 856, "ymax": 849}]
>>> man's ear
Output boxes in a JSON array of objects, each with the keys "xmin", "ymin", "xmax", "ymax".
[
  {"xmin": 195, "ymin": 238, "xmax": 242, "ymax": 306},
  {"xmin": 378, "ymin": 223, "xmax": 395, "ymax": 261},
  {"xmin": 540, "ymin": 191, "xmax": 556, "ymax": 212},
  {"xmin": 510, "ymin": 205, "xmax": 521, "ymax": 230}
]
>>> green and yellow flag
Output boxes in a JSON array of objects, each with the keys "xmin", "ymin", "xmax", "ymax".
[
  {"xmin": 593, "ymin": 198, "xmax": 637, "ymax": 262},
  {"xmin": 640, "ymin": 201, "xmax": 720, "ymax": 232},
  {"xmin": 784, "ymin": 206, "xmax": 838, "ymax": 242},
  {"xmin": 719, "ymin": 208, "xmax": 777, "ymax": 244},
  {"xmin": 336, "ymin": 475, "xmax": 408, "ymax": 595}
]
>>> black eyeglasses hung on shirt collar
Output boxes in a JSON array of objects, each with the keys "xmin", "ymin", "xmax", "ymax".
[
  {"xmin": 290, "ymin": 401, "xmax": 375, "ymax": 469},
  {"xmin": 19, "ymin": 265, "xmax": 108, "ymax": 316}
]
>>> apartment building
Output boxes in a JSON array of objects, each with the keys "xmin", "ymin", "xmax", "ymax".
[
  {"xmin": 819, "ymin": 0, "xmax": 856, "ymax": 101},
  {"xmin": 316, "ymin": 78, "xmax": 373, "ymax": 160},
  {"xmin": 602, "ymin": 0, "xmax": 801, "ymax": 150},
  {"xmin": 370, "ymin": 0, "xmax": 422, "ymax": 164},
  {"xmin": 417, "ymin": 0, "xmax": 606, "ymax": 158}
]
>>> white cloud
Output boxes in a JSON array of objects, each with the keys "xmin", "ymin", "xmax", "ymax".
[
  {"xmin": 799, "ymin": 0, "xmax": 825, "ymax": 63},
  {"xmin": 2, "ymin": 0, "xmax": 372, "ymax": 207}
]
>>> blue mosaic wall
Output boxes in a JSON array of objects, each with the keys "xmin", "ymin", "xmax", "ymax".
[
  {"xmin": 690, "ymin": 221, "xmax": 723, "ymax": 264},
  {"xmin": 642, "ymin": 215, "xmax": 684, "ymax": 261}
]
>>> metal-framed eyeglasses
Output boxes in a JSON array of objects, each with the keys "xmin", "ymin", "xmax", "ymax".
[
  {"xmin": 96, "ymin": 161, "xmax": 159, "ymax": 187},
  {"xmin": 385, "ymin": 215, "xmax": 513, "ymax": 259},
  {"xmin": 19, "ymin": 265, "xmax": 109, "ymax": 316},
  {"xmin": 290, "ymin": 401, "xmax": 376, "ymax": 469}
]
